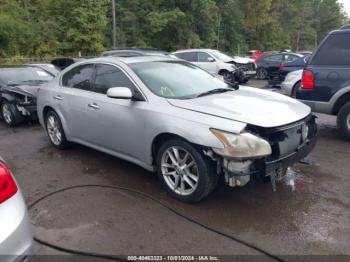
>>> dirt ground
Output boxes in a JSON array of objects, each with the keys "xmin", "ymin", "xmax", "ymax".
[{"xmin": 0, "ymin": 80, "xmax": 349, "ymax": 261}]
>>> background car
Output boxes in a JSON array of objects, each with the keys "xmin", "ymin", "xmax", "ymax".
[
  {"xmin": 0, "ymin": 157, "xmax": 32, "ymax": 261},
  {"xmin": 37, "ymin": 56, "xmax": 316, "ymax": 202},
  {"xmin": 24, "ymin": 63, "xmax": 60, "ymax": 77},
  {"xmin": 246, "ymin": 50, "xmax": 264, "ymax": 62},
  {"xmin": 255, "ymin": 52, "xmax": 303, "ymax": 80},
  {"xmin": 297, "ymin": 27, "xmax": 350, "ymax": 140},
  {"xmin": 0, "ymin": 66, "xmax": 54, "ymax": 126},
  {"xmin": 101, "ymin": 47, "xmax": 173, "ymax": 58},
  {"xmin": 269, "ymin": 54, "xmax": 310, "ymax": 86},
  {"xmin": 172, "ymin": 49, "xmax": 256, "ymax": 83},
  {"xmin": 51, "ymin": 57, "xmax": 85, "ymax": 70},
  {"xmin": 281, "ymin": 69, "xmax": 302, "ymax": 97}
]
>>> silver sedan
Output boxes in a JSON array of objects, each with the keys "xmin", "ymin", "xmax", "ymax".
[
  {"xmin": 0, "ymin": 158, "xmax": 32, "ymax": 261},
  {"xmin": 37, "ymin": 56, "xmax": 317, "ymax": 202},
  {"xmin": 281, "ymin": 69, "xmax": 302, "ymax": 97}
]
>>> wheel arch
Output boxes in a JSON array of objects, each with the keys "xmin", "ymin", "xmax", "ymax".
[
  {"xmin": 333, "ymin": 91, "xmax": 350, "ymax": 115},
  {"xmin": 151, "ymin": 133, "xmax": 195, "ymax": 166},
  {"xmin": 292, "ymin": 80, "xmax": 301, "ymax": 96},
  {"xmin": 218, "ymin": 69, "xmax": 230, "ymax": 75}
]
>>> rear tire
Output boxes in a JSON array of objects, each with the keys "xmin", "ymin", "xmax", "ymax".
[
  {"xmin": 156, "ymin": 139, "xmax": 217, "ymax": 203},
  {"xmin": 337, "ymin": 102, "xmax": 350, "ymax": 141},
  {"xmin": 45, "ymin": 110, "xmax": 69, "ymax": 149}
]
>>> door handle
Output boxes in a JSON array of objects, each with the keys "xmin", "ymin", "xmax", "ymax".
[
  {"xmin": 53, "ymin": 95, "xmax": 63, "ymax": 101},
  {"xmin": 88, "ymin": 103, "xmax": 100, "ymax": 110}
]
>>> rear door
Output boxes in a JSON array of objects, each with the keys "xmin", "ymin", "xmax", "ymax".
[
  {"xmin": 300, "ymin": 32, "xmax": 350, "ymax": 102},
  {"xmin": 58, "ymin": 64, "xmax": 95, "ymax": 140}
]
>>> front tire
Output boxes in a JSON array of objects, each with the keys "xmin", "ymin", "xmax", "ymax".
[
  {"xmin": 1, "ymin": 101, "xmax": 22, "ymax": 126},
  {"xmin": 219, "ymin": 70, "xmax": 233, "ymax": 83},
  {"xmin": 256, "ymin": 68, "xmax": 267, "ymax": 80},
  {"xmin": 156, "ymin": 139, "xmax": 217, "ymax": 203},
  {"xmin": 337, "ymin": 102, "xmax": 350, "ymax": 141},
  {"xmin": 45, "ymin": 110, "xmax": 69, "ymax": 149}
]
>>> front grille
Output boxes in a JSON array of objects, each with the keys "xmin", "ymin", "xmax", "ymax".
[
  {"xmin": 247, "ymin": 114, "xmax": 317, "ymax": 162},
  {"xmin": 235, "ymin": 63, "xmax": 255, "ymax": 71}
]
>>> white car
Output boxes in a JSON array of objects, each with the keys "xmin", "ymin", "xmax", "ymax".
[
  {"xmin": 0, "ymin": 158, "xmax": 32, "ymax": 261},
  {"xmin": 172, "ymin": 49, "xmax": 256, "ymax": 82},
  {"xmin": 281, "ymin": 69, "xmax": 302, "ymax": 97}
]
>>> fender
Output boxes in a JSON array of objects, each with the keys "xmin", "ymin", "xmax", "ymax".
[{"xmin": 1, "ymin": 93, "xmax": 16, "ymax": 103}]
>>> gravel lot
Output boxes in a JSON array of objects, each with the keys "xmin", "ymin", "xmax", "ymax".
[{"xmin": 0, "ymin": 80, "xmax": 349, "ymax": 260}]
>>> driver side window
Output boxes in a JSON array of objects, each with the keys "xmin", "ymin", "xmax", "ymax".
[
  {"xmin": 198, "ymin": 52, "xmax": 214, "ymax": 63},
  {"xmin": 93, "ymin": 64, "xmax": 136, "ymax": 94}
]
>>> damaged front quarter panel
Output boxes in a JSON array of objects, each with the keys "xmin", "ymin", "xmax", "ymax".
[
  {"xmin": 1, "ymin": 86, "xmax": 38, "ymax": 118},
  {"xmin": 209, "ymin": 114, "xmax": 318, "ymax": 191}
]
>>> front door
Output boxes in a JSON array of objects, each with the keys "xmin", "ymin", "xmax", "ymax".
[
  {"xmin": 86, "ymin": 63, "xmax": 146, "ymax": 161},
  {"xmin": 196, "ymin": 52, "xmax": 218, "ymax": 74}
]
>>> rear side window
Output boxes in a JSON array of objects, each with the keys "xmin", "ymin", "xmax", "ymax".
[
  {"xmin": 265, "ymin": 54, "xmax": 283, "ymax": 62},
  {"xmin": 311, "ymin": 33, "xmax": 350, "ymax": 65},
  {"xmin": 62, "ymin": 64, "xmax": 94, "ymax": 91},
  {"xmin": 93, "ymin": 64, "xmax": 135, "ymax": 94},
  {"xmin": 284, "ymin": 54, "xmax": 300, "ymax": 62},
  {"xmin": 174, "ymin": 52, "xmax": 198, "ymax": 62}
]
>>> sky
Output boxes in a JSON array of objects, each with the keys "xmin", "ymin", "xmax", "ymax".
[{"xmin": 339, "ymin": 0, "xmax": 350, "ymax": 17}]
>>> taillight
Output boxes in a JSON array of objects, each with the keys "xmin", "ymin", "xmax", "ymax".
[
  {"xmin": 279, "ymin": 63, "xmax": 284, "ymax": 70},
  {"xmin": 0, "ymin": 161, "xmax": 18, "ymax": 204},
  {"xmin": 301, "ymin": 69, "xmax": 314, "ymax": 89}
]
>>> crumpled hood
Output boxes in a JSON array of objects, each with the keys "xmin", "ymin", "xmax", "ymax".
[
  {"xmin": 167, "ymin": 86, "xmax": 311, "ymax": 128},
  {"xmin": 4, "ymin": 84, "xmax": 41, "ymax": 97},
  {"xmin": 232, "ymin": 56, "xmax": 254, "ymax": 64}
]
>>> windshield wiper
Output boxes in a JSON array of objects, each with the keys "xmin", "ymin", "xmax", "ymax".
[{"xmin": 195, "ymin": 88, "xmax": 234, "ymax": 98}]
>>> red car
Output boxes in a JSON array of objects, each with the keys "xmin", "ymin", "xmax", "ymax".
[{"xmin": 247, "ymin": 50, "xmax": 264, "ymax": 62}]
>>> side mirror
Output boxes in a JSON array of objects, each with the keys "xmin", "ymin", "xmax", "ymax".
[
  {"xmin": 207, "ymin": 57, "xmax": 215, "ymax": 62},
  {"xmin": 107, "ymin": 87, "xmax": 133, "ymax": 99}
]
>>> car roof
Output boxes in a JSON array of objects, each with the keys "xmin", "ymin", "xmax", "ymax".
[
  {"xmin": 173, "ymin": 49, "xmax": 217, "ymax": 53},
  {"xmin": 0, "ymin": 65, "xmax": 42, "ymax": 70},
  {"xmin": 330, "ymin": 28, "xmax": 350, "ymax": 34},
  {"xmin": 81, "ymin": 55, "xmax": 180, "ymax": 65}
]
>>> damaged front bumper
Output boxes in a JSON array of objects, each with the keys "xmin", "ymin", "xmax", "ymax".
[
  {"xmin": 16, "ymin": 104, "xmax": 37, "ymax": 117},
  {"xmin": 219, "ymin": 114, "xmax": 318, "ymax": 191}
]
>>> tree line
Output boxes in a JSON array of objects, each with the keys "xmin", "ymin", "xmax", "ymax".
[{"xmin": 0, "ymin": 0, "xmax": 347, "ymax": 60}]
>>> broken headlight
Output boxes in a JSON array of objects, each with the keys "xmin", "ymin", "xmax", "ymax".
[{"xmin": 211, "ymin": 129, "xmax": 272, "ymax": 159}]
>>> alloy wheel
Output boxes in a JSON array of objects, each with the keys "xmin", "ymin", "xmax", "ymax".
[
  {"xmin": 161, "ymin": 146, "xmax": 199, "ymax": 196},
  {"xmin": 46, "ymin": 114, "xmax": 62, "ymax": 146},
  {"xmin": 257, "ymin": 68, "xmax": 267, "ymax": 80},
  {"xmin": 2, "ymin": 104, "xmax": 12, "ymax": 124}
]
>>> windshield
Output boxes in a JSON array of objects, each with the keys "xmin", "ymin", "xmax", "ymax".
[
  {"xmin": 210, "ymin": 50, "xmax": 233, "ymax": 62},
  {"xmin": 130, "ymin": 61, "xmax": 230, "ymax": 99},
  {"xmin": 0, "ymin": 67, "xmax": 54, "ymax": 85}
]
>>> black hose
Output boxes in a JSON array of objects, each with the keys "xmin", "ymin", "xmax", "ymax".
[{"xmin": 29, "ymin": 184, "xmax": 285, "ymax": 262}]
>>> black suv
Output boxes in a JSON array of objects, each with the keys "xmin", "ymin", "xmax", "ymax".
[{"xmin": 297, "ymin": 27, "xmax": 350, "ymax": 140}]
